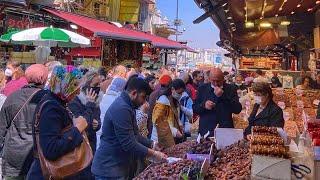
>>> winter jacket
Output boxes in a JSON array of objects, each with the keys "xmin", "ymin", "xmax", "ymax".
[
  {"xmin": 151, "ymin": 95, "xmax": 181, "ymax": 148},
  {"xmin": 27, "ymin": 92, "xmax": 85, "ymax": 180},
  {"xmin": 0, "ymin": 85, "xmax": 47, "ymax": 177},
  {"xmin": 179, "ymin": 92, "xmax": 193, "ymax": 133},
  {"xmin": 193, "ymin": 83, "xmax": 242, "ymax": 136},
  {"xmin": 2, "ymin": 77, "xmax": 28, "ymax": 97},
  {"xmin": 92, "ymin": 92, "xmax": 152, "ymax": 178},
  {"xmin": 68, "ymin": 92, "xmax": 101, "ymax": 153}
]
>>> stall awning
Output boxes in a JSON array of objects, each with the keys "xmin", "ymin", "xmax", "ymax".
[
  {"xmin": 44, "ymin": 8, "xmax": 150, "ymax": 43},
  {"xmin": 45, "ymin": 8, "xmax": 184, "ymax": 49},
  {"xmin": 138, "ymin": 32, "xmax": 184, "ymax": 49}
]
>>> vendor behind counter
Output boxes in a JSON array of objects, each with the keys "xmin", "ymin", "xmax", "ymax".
[{"xmin": 244, "ymin": 82, "xmax": 284, "ymax": 137}]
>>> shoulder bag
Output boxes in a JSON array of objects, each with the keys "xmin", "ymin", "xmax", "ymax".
[{"xmin": 34, "ymin": 100, "xmax": 93, "ymax": 179}]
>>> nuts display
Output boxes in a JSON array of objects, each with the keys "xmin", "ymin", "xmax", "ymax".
[{"xmin": 134, "ymin": 159, "xmax": 200, "ymax": 180}]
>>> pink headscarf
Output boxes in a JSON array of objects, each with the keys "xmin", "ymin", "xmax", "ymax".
[{"xmin": 25, "ymin": 64, "xmax": 48, "ymax": 85}]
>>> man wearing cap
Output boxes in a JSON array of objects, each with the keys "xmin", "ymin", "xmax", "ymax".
[
  {"xmin": 193, "ymin": 68, "xmax": 242, "ymax": 136},
  {"xmin": 147, "ymin": 75, "xmax": 172, "ymax": 138}
]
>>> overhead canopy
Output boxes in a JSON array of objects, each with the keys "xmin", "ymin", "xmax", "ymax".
[
  {"xmin": 194, "ymin": 0, "xmax": 320, "ymax": 50},
  {"xmin": 44, "ymin": 8, "xmax": 150, "ymax": 43},
  {"xmin": 44, "ymin": 8, "xmax": 184, "ymax": 49},
  {"xmin": 1, "ymin": 0, "xmax": 26, "ymax": 6}
]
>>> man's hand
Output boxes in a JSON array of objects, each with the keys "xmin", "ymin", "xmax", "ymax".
[
  {"xmin": 152, "ymin": 142, "xmax": 163, "ymax": 151},
  {"xmin": 214, "ymin": 87, "xmax": 224, "ymax": 97},
  {"xmin": 205, "ymin": 100, "xmax": 215, "ymax": 110},
  {"xmin": 152, "ymin": 150, "xmax": 168, "ymax": 162},
  {"xmin": 92, "ymin": 119, "xmax": 99, "ymax": 130}
]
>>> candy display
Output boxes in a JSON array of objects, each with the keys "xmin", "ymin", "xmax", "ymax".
[{"xmin": 252, "ymin": 126, "xmax": 278, "ymax": 135}]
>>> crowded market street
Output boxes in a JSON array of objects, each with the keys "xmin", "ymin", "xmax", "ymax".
[{"xmin": 0, "ymin": 0, "xmax": 320, "ymax": 180}]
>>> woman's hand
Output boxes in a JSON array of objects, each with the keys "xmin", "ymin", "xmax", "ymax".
[
  {"xmin": 141, "ymin": 102, "xmax": 150, "ymax": 114},
  {"xmin": 86, "ymin": 88, "xmax": 97, "ymax": 102},
  {"xmin": 74, "ymin": 116, "xmax": 88, "ymax": 133}
]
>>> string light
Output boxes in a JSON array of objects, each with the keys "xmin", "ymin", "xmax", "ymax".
[
  {"xmin": 308, "ymin": 8, "xmax": 313, "ymax": 12},
  {"xmin": 291, "ymin": 11, "xmax": 295, "ymax": 14},
  {"xmin": 261, "ymin": 0, "xmax": 267, "ymax": 19},
  {"xmin": 296, "ymin": 0, "xmax": 303, "ymax": 8},
  {"xmin": 279, "ymin": 0, "xmax": 287, "ymax": 12}
]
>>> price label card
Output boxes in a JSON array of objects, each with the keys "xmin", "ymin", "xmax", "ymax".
[
  {"xmin": 214, "ymin": 128, "xmax": 243, "ymax": 150},
  {"xmin": 313, "ymin": 99, "xmax": 320, "ymax": 106}
]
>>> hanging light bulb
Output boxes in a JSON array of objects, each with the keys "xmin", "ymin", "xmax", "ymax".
[
  {"xmin": 245, "ymin": 21, "xmax": 254, "ymax": 28},
  {"xmin": 317, "ymin": 1, "xmax": 320, "ymax": 4},
  {"xmin": 291, "ymin": 11, "xmax": 295, "ymax": 14},
  {"xmin": 297, "ymin": 4, "xmax": 301, "ymax": 8},
  {"xmin": 275, "ymin": 14, "xmax": 279, "ymax": 17},
  {"xmin": 308, "ymin": 8, "xmax": 313, "ymax": 12}
]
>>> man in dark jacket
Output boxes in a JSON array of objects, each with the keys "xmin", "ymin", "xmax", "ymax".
[
  {"xmin": 92, "ymin": 77, "xmax": 167, "ymax": 180},
  {"xmin": 193, "ymin": 68, "xmax": 242, "ymax": 136}
]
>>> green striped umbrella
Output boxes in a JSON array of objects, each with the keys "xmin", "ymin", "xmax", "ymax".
[{"xmin": 11, "ymin": 26, "xmax": 90, "ymax": 47}]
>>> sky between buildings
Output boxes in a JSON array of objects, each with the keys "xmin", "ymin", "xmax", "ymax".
[{"xmin": 156, "ymin": 0, "xmax": 220, "ymax": 49}]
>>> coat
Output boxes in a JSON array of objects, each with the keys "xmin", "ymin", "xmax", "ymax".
[
  {"xmin": 179, "ymin": 92, "xmax": 193, "ymax": 133},
  {"xmin": 91, "ymin": 92, "xmax": 152, "ymax": 179},
  {"xmin": 68, "ymin": 92, "xmax": 101, "ymax": 153},
  {"xmin": 193, "ymin": 83, "xmax": 242, "ymax": 136},
  {"xmin": 2, "ymin": 77, "xmax": 28, "ymax": 97},
  {"xmin": 27, "ymin": 92, "xmax": 85, "ymax": 180},
  {"xmin": 0, "ymin": 85, "xmax": 47, "ymax": 177},
  {"xmin": 244, "ymin": 100, "xmax": 284, "ymax": 136},
  {"xmin": 151, "ymin": 95, "xmax": 181, "ymax": 148}
]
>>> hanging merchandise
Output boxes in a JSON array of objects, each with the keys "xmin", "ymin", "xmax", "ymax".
[{"xmin": 35, "ymin": 46, "xmax": 51, "ymax": 64}]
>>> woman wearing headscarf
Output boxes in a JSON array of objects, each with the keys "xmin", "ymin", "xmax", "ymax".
[
  {"xmin": 97, "ymin": 77, "xmax": 127, "ymax": 149},
  {"xmin": 68, "ymin": 71, "xmax": 102, "ymax": 153},
  {"xmin": 27, "ymin": 65, "xmax": 89, "ymax": 180},
  {"xmin": 0, "ymin": 64, "xmax": 48, "ymax": 180}
]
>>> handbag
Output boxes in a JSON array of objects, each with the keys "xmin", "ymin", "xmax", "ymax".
[{"xmin": 34, "ymin": 100, "xmax": 93, "ymax": 179}]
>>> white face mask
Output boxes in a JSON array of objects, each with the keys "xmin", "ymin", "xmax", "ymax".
[
  {"xmin": 211, "ymin": 84, "xmax": 223, "ymax": 89},
  {"xmin": 254, "ymin": 96, "xmax": 262, "ymax": 104},
  {"xmin": 5, "ymin": 69, "xmax": 13, "ymax": 77},
  {"xmin": 172, "ymin": 92, "xmax": 182, "ymax": 100}
]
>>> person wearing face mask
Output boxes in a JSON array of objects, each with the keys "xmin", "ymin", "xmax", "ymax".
[
  {"xmin": 92, "ymin": 77, "xmax": 167, "ymax": 180},
  {"xmin": 172, "ymin": 79, "xmax": 193, "ymax": 138},
  {"xmin": 193, "ymin": 68, "xmax": 242, "ymax": 137},
  {"xmin": 244, "ymin": 82, "xmax": 284, "ymax": 137},
  {"xmin": 151, "ymin": 78, "xmax": 184, "ymax": 148},
  {"xmin": 68, "ymin": 71, "xmax": 102, "ymax": 179},
  {"xmin": 233, "ymin": 74, "xmax": 247, "ymax": 91},
  {"xmin": 2, "ymin": 60, "xmax": 28, "ymax": 96},
  {"xmin": 0, "ymin": 64, "xmax": 48, "ymax": 180},
  {"xmin": 68, "ymin": 71, "xmax": 102, "ymax": 154}
]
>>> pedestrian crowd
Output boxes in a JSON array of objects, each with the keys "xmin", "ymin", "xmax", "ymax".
[{"xmin": 0, "ymin": 61, "xmax": 318, "ymax": 179}]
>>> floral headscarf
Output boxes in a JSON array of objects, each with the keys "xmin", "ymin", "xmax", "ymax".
[{"xmin": 49, "ymin": 65, "xmax": 83, "ymax": 102}]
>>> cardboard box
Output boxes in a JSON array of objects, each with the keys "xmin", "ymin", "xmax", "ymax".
[{"xmin": 251, "ymin": 155, "xmax": 291, "ymax": 180}]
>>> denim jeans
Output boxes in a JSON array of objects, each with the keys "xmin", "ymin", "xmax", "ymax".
[{"xmin": 95, "ymin": 175, "xmax": 126, "ymax": 180}]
